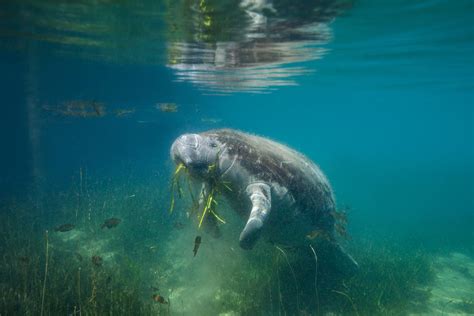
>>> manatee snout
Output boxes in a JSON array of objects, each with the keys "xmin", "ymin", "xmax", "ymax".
[
  {"xmin": 170, "ymin": 134, "xmax": 201, "ymax": 166},
  {"xmin": 171, "ymin": 133, "xmax": 222, "ymax": 179}
]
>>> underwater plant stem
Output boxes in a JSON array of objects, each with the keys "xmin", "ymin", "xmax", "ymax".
[
  {"xmin": 77, "ymin": 167, "xmax": 83, "ymax": 220},
  {"xmin": 89, "ymin": 271, "xmax": 97, "ymax": 309},
  {"xmin": 198, "ymin": 187, "xmax": 215, "ymax": 228},
  {"xmin": 275, "ymin": 246, "xmax": 300, "ymax": 312},
  {"xmin": 40, "ymin": 230, "xmax": 49, "ymax": 316},
  {"xmin": 169, "ymin": 163, "xmax": 186, "ymax": 214},
  {"xmin": 276, "ymin": 261, "xmax": 283, "ymax": 316},
  {"xmin": 77, "ymin": 267, "xmax": 82, "ymax": 316},
  {"xmin": 332, "ymin": 290, "xmax": 360, "ymax": 316},
  {"xmin": 309, "ymin": 244, "xmax": 320, "ymax": 315},
  {"xmin": 79, "ymin": 167, "xmax": 83, "ymax": 196}
]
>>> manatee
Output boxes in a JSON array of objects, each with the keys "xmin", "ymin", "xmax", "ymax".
[{"xmin": 170, "ymin": 129, "xmax": 358, "ymax": 275}]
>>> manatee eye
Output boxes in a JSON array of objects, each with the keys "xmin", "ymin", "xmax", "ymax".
[{"xmin": 210, "ymin": 142, "xmax": 217, "ymax": 148}]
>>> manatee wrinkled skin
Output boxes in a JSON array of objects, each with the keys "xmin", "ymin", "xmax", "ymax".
[{"xmin": 170, "ymin": 129, "xmax": 358, "ymax": 275}]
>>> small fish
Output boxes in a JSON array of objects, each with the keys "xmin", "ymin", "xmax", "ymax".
[
  {"xmin": 200, "ymin": 117, "xmax": 222, "ymax": 124},
  {"xmin": 150, "ymin": 285, "xmax": 159, "ymax": 292},
  {"xmin": 101, "ymin": 218, "xmax": 121, "ymax": 229},
  {"xmin": 18, "ymin": 256, "xmax": 29, "ymax": 264},
  {"xmin": 54, "ymin": 223, "xmax": 75, "ymax": 232},
  {"xmin": 152, "ymin": 294, "xmax": 168, "ymax": 304},
  {"xmin": 193, "ymin": 236, "xmax": 202, "ymax": 257},
  {"xmin": 91, "ymin": 255, "xmax": 103, "ymax": 267},
  {"xmin": 115, "ymin": 108, "xmax": 135, "ymax": 117}
]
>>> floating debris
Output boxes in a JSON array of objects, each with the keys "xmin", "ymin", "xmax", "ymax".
[
  {"xmin": 114, "ymin": 108, "xmax": 135, "ymax": 117},
  {"xmin": 43, "ymin": 100, "xmax": 106, "ymax": 118},
  {"xmin": 152, "ymin": 294, "xmax": 168, "ymax": 304},
  {"xmin": 91, "ymin": 255, "xmax": 103, "ymax": 267},
  {"xmin": 193, "ymin": 236, "xmax": 202, "ymax": 257},
  {"xmin": 101, "ymin": 218, "xmax": 121, "ymax": 229},
  {"xmin": 156, "ymin": 103, "xmax": 178, "ymax": 113},
  {"xmin": 54, "ymin": 223, "xmax": 75, "ymax": 232}
]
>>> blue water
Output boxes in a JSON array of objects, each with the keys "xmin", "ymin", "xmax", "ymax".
[{"xmin": 1, "ymin": 0, "xmax": 473, "ymax": 314}]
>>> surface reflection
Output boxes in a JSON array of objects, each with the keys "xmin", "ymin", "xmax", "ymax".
[
  {"xmin": 0, "ymin": 0, "xmax": 352, "ymax": 93},
  {"xmin": 166, "ymin": 0, "xmax": 351, "ymax": 92}
]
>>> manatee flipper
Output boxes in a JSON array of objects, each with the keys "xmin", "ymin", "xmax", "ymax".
[{"xmin": 239, "ymin": 182, "xmax": 271, "ymax": 249}]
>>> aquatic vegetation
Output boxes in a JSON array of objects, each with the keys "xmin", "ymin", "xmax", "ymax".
[
  {"xmin": 0, "ymin": 181, "xmax": 164, "ymax": 315},
  {"xmin": 156, "ymin": 103, "xmax": 178, "ymax": 113},
  {"xmin": 329, "ymin": 238, "xmax": 436, "ymax": 315},
  {"xmin": 197, "ymin": 183, "xmax": 220, "ymax": 228},
  {"xmin": 309, "ymin": 244, "xmax": 320, "ymax": 315},
  {"xmin": 42, "ymin": 100, "xmax": 106, "ymax": 118},
  {"xmin": 40, "ymin": 230, "xmax": 49, "ymax": 316},
  {"xmin": 0, "ymin": 175, "xmax": 467, "ymax": 315},
  {"xmin": 169, "ymin": 160, "xmax": 229, "ymax": 229},
  {"xmin": 169, "ymin": 162, "xmax": 186, "ymax": 214},
  {"xmin": 0, "ymin": 215, "xmax": 155, "ymax": 314}
]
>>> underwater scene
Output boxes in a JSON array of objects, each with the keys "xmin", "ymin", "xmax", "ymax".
[{"xmin": 0, "ymin": 0, "xmax": 473, "ymax": 315}]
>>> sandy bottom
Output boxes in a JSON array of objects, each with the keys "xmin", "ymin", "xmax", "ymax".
[{"xmin": 411, "ymin": 252, "xmax": 474, "ymax": 315}]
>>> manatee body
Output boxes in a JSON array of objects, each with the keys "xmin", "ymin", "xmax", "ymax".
[{"xmin": 171, "ymin": 129, "xmax": 358, "ymax": 274}]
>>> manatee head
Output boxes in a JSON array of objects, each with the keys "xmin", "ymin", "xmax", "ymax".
[{"xmin": 171, "ymin": 133, "xmax": 221, "ymax": 179}]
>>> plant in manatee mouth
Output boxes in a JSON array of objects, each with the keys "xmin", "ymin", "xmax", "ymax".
[{"xmin": 169, "ymin": 160, "xmax": 231, "ymax": 229}]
